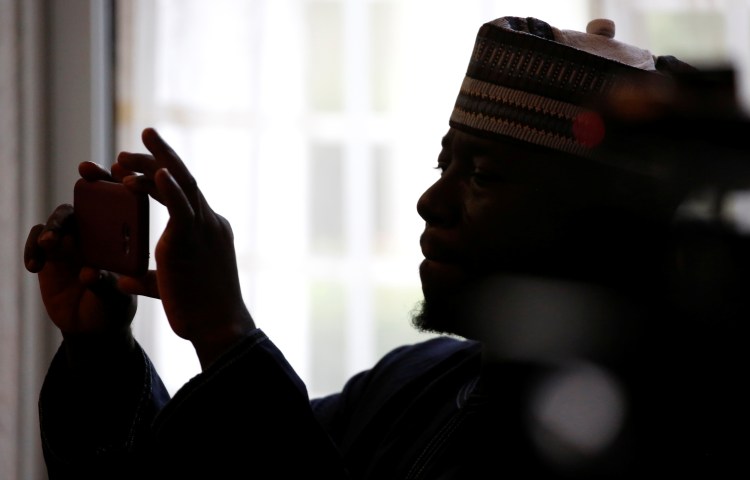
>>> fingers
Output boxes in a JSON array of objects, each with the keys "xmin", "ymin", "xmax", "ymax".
[
  {"xmin": 118, "ymin": 129, "xmax": 187, "ymax": 183},
  {"xmin": 78, "ymin": 161, "xmax": 115, "ymax": 182},
  {"xmin": 24, "ymin": 224, "xmax": 45, "ymax": 272},
  {"xmin": 140, "ymin": 128, "xmax": 203, "ymax": 213},
  {"xmin": 36, "ymin": 204, "xmax": 81, "ymax": 272},
  {"xmin": 110, "ymin": 161, "xmax": 137, "ymax": 182},
  {"xmin": 117, "ymin": 152, "xmax": 159, "ymax": 177},
  {"xmin": 117, "ymin": 128, "xmax": 206, "ymax": 215},
  {"xmin": 80, "ymin": 268, "xmax": 139, "ymax": 318},
  {"xmin": 141, "ymin": 128, "xmax": 183, "ymax": 173},
  {"xmin": 155, "ymin": 168, "xmax": 195, "ymax": 230},
  {"xmin": 39, "ymin": 204, "xmax": 76, "ymax": 247},
  {"xmin": 122, "ymin": 171, "xmax": 162, "ymax": 206},
  {"xmin": 25, "ymin": 203, "xmax": 78, "ymax": 273},
  {"xmin": 78, "ymin": 160, "xmax": 137, "ymax": 187},
  {"xmin": 79, "ymin": 267, "xmax": 124, "ymax": 298},
  {"xmin": 118, "ymin": 271, "xmax": 160, "ymax": 299}
]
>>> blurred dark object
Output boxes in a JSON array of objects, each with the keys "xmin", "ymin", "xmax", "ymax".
[
  {"xmin": 472, "ymin": 69, "xmax": 750, "ymax": 477},
  {"xmin": 593, "ymin": 67, "xmax": 749, "ymax": 476}
]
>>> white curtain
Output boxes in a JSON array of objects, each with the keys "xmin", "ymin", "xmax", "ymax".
[
  {"xmin": 1, "ymin": 1, "xmax": 114, "ymax": 478},
  {"xmin": 1, "ymin": 1, "xmax": 51, "ymax": 478}
]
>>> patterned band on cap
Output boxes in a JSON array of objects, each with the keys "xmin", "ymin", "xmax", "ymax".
[
  {"xmin": 451, "ymin": 77, "xmax": 596, "ymax": 157},
  {"xmin": 449, "ymin": 21, "xmax": 655, "ymax": 157}
]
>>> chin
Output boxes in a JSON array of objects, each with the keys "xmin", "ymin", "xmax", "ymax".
[
  {"xmin": 418, "ymin": 259, "xmax": 469, "ymax": 296},
  {"xmin": 414, "ymin": 259, "xmax": 493, "ymax": 338},
  {"xmin": 411, "ymin": 299, "xmax": 452, "ymax": 336},
  {"xmin": 410, "ymin": 291, "xmax": 479, "ymax": 339}
]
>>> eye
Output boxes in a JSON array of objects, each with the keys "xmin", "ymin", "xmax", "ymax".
[
  {"xmin": 434, "ymin": 151, "xmax": 451, "ymax": 175},
  {"xmin": 471, "ymin": 168, "xmax": 502, "ymax": 186}
]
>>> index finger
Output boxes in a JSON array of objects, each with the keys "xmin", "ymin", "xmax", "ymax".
[
  {"xmin": 140, "ymin": 128, "xmax": 201, "ymax": 209},
  {"xmin": 155, "ymin": 167, "xmax": 195, "ymax": 233},
  {"xmin": 78, "ymin": 161, "xmax": 115, "ymax": 182}
]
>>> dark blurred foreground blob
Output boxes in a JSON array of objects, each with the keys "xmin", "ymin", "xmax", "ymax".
[{"xmin": 459, "ymin": 68, "xmax": 749, "ymax": 477}]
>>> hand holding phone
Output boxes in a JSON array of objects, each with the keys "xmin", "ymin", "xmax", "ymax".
[{"xmin": 74, "ymin": 179, "xmax": 150, "ymax": 276}]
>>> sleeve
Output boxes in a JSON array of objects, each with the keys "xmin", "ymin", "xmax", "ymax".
[
  {"xmin": 39, "ymin": 334, "xmax": 169, "ymax": 480},
  {"xmin": 40, "ymin": 327, "xmax": 355, "ymax": 479},
  {"xmin": 311, "ymin": 337, "xmax": 471, "ymax": 446},
  {"xmin": 144, "ymin": 328, "xmax": 348, "ymax": 479}
]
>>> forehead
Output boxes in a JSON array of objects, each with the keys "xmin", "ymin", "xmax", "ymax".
[
  {"xmin": 443, "ymin": 128, "xmax": 622, "ymax": 197},
  {"xmin": 442, "ymin": 128, "xmax": 576, "ymax": 173}
]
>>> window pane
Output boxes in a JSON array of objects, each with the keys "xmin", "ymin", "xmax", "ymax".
[
  {"xmin": 372, "ymin": 143, "xmax": 393, "ymax": 254},
  {"xmin": 310, "ymin": 142, "xmax": 344, "ymax": 253},
  {"xmin": 306, "ymin": 1, "xmax": 343, "ymax": 111},
  {"xmin": 310, "ymin": 280, "xmax": 347, "ymax": 394},
  {"xmin": 370, "ymin": 1, "xmax": 397, "ymax": 112},
  {"xmin": 374, "ymin": 285, "xmax": 431, "ymax": 355},
  {"xmin": 116, "ymin": 0, "xmax": 600, "ymax": 398},
  {"xmin": 644, "ymin": 12, "xmax": 727, "ymax": 65},
  {"xmin": 154, "ymin": 0, "xmax": 257, "ymax": 112}
]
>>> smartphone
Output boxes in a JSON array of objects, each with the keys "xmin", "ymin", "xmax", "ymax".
[{"xmin": 74, "ymin": 179, "xmax": 150, "ymax": 276}]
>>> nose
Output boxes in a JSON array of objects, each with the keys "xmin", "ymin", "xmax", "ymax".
[{"xmin": 416, "ymin": 173, "xmax": 460, "ymax": 227}]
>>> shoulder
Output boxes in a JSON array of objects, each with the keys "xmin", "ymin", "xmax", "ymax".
[
  {"xmin": 341, "ymin": 336, "xmax": 480, "ymax": 403},
  {"xmin": 312, "ymin": 336, "xmax": 480, "ymax": 438},
  {"xmin": 373, "ymin": 336, "xmax": 480, "ymax": 373}
]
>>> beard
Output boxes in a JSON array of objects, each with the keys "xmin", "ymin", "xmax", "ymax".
[
  {"xmin": 410, "ymin": 286, "xmax": 480, "ymax": 339},
  {"xmin": 411, "ymin": 252, "xmax": 542, "ymax": 339},
  {"xmin": 411, "ymin": 254, "xmax": 512, "ymax": 339},
  {"xmin": 410, "ymin": 298, "xmax": 454, "ymax": 336}
]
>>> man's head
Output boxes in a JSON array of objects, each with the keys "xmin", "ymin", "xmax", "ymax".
[{"xmin": 412, "ymin": 16, "xmax": 696, "ymax": 338}]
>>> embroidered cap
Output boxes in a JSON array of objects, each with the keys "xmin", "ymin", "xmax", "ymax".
[{"xmin": 450, "ymin": 16, "xmax": 694, "ymax": 158}]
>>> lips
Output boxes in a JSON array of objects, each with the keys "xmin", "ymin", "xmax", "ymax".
[
  {"xmin": 419, "ymin": 257, "xmax": 463, "ymax": 275},
  {"xmin": 419, "ymin": 231, "xmax": 471, "ymax": 296},
  {"xmin": 419, "ymin": 230, "xmax": 462, "ymax": 263}
]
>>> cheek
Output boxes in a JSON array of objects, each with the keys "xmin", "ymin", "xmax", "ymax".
[{"xmin": 465, "ymin": 192, "xmax": 561, "ymax": 258}]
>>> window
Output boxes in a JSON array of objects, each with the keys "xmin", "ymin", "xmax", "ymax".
[
  {"xmin": 599, "ymin": 0, "xmax": 750, "ymax": 104},
  {"xmin": 115, "ymin": 0, "xmax": 750, "ymax": 398}
]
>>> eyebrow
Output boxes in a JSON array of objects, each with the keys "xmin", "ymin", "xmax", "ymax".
[
  {"xmin": 455, "ymin": 135, "xmax": 492, "ymax": 158},
  {"xmin": 441, "ymin": 130, "xmax": 495, "ymax": 159}
]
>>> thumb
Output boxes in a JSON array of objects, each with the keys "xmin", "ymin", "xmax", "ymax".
[
  {"xmin": 80, "ymin": 267, "xmax": 128, "ymax": 301},
  {"xmin": 118, "ymin": 270, "xmax": 160, "ymax": 299},
  {"xmin": 79, "ymin": 267, "xmax": 138, "ymax": 318}
]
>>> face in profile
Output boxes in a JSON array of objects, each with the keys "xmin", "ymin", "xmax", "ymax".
[{"xmin": 412, "ymin": 128, "xmax": 626, "ymax": 338}]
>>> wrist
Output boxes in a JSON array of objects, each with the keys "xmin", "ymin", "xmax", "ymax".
[
  {"xmin": 62, "ymin": 327, "xmax": 136, "ymax": 371},
  {"xmin": 192, "ymin": 307, "xmax": 256, "ymax": 370}
]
